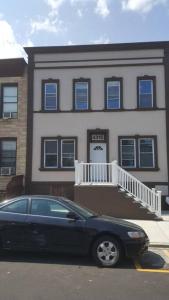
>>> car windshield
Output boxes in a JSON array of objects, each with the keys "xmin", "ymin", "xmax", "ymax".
[{"xmin": 63, "ymin": 199, "xmax": 98, "ymax": 219}]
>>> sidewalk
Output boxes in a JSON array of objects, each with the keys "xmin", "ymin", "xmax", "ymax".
[{"xmin": 125, "ymin": 214, "xmax": 169, "ymax": 247}]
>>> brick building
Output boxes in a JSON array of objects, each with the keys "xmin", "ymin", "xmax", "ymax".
[{"xmin": 0, "ymin": 58, "xmax": 27, "ymax": 196}]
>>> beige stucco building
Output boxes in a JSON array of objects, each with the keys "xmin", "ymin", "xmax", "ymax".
[
  {"xmin": 0, "ymin": 58, "xmax": 27, "ymax": 195},
  {"xmin": 25, "ymin": 42, "xmax": 169, "ymax": 214}
]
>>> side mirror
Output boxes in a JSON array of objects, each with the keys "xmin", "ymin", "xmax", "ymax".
[{"xmin": 67, "ymin": 211, "xmax": 79, "ymax": 220}]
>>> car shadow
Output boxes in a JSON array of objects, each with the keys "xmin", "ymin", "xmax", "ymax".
[
  {"xmin": 0, "ymin": 251, "xmax": 134, "ymax": 269},
  {"xmin": 138, "ymin": 250, "xmax": 166, "ymax": 269}
]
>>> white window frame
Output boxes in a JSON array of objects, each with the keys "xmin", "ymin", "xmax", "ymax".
[
  {"xmin": 61, "ymin": 139, "xmax": 75, "ymax": 168},
  {"xmin": 44, "ymin": 139, "xmax": 58, "ymax": 168},
  {"xmin": 120, "ymin": 138, "xmax": 136, "ymax": 168},
  {"xmin": 107, "ymin": 80, "xmax": 120, "ymax": 109},
  {"xmin": 138, "ymin": 138, "xmax": 155, "ymax": 168},
  {"xmin": 44, "ymin": 82, "xmax": 58, "ymax": 111},
  {"xmin": 2, "ymin": 85, "xmax": 18, "ymax": 118},
  {"xmin": 75, "ymin": 82, "xmax": 89, "ymax": 110},
  {"xmin": 139, "ymin": 79, "xmax": 153, "ymax": 108}
]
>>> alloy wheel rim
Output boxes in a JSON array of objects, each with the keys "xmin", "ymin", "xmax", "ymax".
[{"xmin": 96, "ymin": 241, "xmax": 119, "ymax": 266}]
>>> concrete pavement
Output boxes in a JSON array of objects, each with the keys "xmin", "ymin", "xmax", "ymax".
[{"xmin": 126, "ymin": 213, "xmax": 169, "ymax": 247}]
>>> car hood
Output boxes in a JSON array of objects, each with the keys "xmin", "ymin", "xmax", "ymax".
[{"xmin": 94, "ymin": 215, "xmax": 144, "ymax": 231}]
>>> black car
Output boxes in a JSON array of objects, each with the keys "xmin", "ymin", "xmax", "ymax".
[{"xmin": 0, "ymin": 195, "xmax": 149, "ymax": 267}]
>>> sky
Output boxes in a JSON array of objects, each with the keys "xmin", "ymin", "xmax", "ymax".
[{"xmin": 0, "ymin": 0, "xmax": 169, "ymax": 59}]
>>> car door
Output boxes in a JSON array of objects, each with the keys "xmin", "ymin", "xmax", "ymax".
[
  {"xmin": 25, "ymin": 197, "xmax": 87, "ymax": 254},
  {"xmin": 0, "ymin": 198, "xmax": 29, "ymax": 250}
]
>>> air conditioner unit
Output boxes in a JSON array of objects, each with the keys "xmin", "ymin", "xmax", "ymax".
[
  {"xmin": 0, "ymin": 167, "xmax": 12, "ymax": 176},
  {"xmin": 3, "ymin": 112, "xmax": 12, "ymax": 119}
]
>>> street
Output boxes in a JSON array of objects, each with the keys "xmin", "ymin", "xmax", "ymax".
[{"xmin": 0, "ymin": 248, "xmax": 168, "ymax": 300}]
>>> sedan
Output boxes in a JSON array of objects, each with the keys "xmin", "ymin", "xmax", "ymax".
[{"xmin": 0, "ymin": 195, "xmax": 149, "ymax": 267}]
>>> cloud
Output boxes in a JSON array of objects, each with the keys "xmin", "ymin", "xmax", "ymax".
[
  {"xmin": 30, "ymin": 0, "xmax": 66, "ymax": 34},
  {"xmin": 30, "ymin": 17, "xmax": 64, "ymax": 34},
  {"xmin": 0, "ymin": 19, "xmax": 25, "ymax": 58},
  {"xmin": 45, "ymin": 0, "xmax": 65, "ymax": 15},
  {"xmin": 92, "ymin": 36, "xmax": 111, "ymax": 44},
  {"xmin": 95, "ymin": 0, "xmax": 110, "ymax": 17},
  {"xmin": 122, "ymin": 0, "xmax": 167, "ymax": 13}
]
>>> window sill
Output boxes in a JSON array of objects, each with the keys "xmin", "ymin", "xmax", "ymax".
[
  {"xmin": 122, "ymin": 167, "xmax": 159, "ymax": 171},
  {"xmin": 39, "ymin": 167, "xmax": 75, "ymax": 171}
]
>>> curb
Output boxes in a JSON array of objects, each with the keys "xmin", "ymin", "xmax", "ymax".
[{"xmin": 149, "ymin": 244, "xmax": 169, "ymax": 248}]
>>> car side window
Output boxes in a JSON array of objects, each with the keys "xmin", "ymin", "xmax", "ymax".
[
  {"xmin": 31, "ymin": 198, "xmax": 70, "ymax": 218},
  {"xmin": 0, "ymin": 199, "xmax": 28, "ymax": 214}
]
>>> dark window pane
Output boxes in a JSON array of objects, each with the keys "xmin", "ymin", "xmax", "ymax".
[
  {"xmin": 45, "ymin": 140, "xmax": 58, "ymax": 154},
  {"xmin": 45, "ymin": 83, "xmax": 57, "ymax": 94},
  {"xmin": 139, "ymin": 138, "xmax": 154, "ymax": 168},
  {"xmin": 31, "ymin": 199, "xmax": 70, "ymax": 218},
  {"xmin": 139, "ymin": 80, "xmax": 153, "ymax": 108},
  {"xmin": 62, "ymin": 140, "xmax": 75, "ymax": 167},
  {"xmin": 139, "ymin": 94, "xmax": 152, "ymax": 108},
  {"xmin": 0, "ymin": 141, "xmax": 16, "ymax": 169},
  {"xmin": 75, "ymin": 82, "xmax": 88, "ymax": 110},
  {"xmin": 140, "ymin": 80, "xmax": 152, "ymax": 94},
  {"xmin": 0, "ymin": 199, "xmax": 27, "ymax": 214},
  {"xmin": 107, "ymin": 81, "xmax": 120, "ymax": 109},
  {"xmin": 121, "ymin": 139, "xmax": 135, "ymax": 167},
  {"xmin": 45, "ymin": 155, "xmax": 58, "ymax": 167},
  {"xmin": 45, "ymin": 96, "xmax": 57, "ymax": 109},
  {"xmin": 122, "ymin": 160, "xmax": 135, "ymax": 167},
  {"xmin": 140, "ymin": 153, "xmax": 154, "ymax": 167},
  {"xmin": 62, "ymin": 157, "xmax": 74, "ymax": 167}
]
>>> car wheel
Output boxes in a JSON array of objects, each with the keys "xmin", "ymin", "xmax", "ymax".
[{"xmin": 92, "ymin": 235, "xmax": 122, "ymax": 267}]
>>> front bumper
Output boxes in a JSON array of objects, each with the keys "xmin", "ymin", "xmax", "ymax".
[{"xmin": 124, "ymin": 237, "xmax": 149, "ymax": 258}]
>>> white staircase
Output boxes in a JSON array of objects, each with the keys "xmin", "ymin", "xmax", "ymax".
[{"xmin": 75, "ymin": 160, "xmax": 161, "ymax": 218}]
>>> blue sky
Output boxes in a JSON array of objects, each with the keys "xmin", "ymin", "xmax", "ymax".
[{"xmin": 0, "ymin": 0, "xmax": 169, "ymax": 59}]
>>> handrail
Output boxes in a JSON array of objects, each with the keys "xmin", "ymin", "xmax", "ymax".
[{"xmin": 75, "ymin": 160, "xmax": 161, "ymax": 217}]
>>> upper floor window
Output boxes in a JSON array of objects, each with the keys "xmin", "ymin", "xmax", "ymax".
[
  {"xmin": 105, "ymin": 78, "xmax": 122, "ymax": 110},
  {"xmin": 42, "ymin": 80, "xmax": 59, "ymax": 111},
  {"xmin": 1, "ymin": 84, "xmax": 18, "ymax": 118},
  {"xmin": 137, "ymin": 77, "xmax": 156, "ymax": 108},
  {"xmin": 0, "ymin": 139, "xmax": 16, "ymax": 176},
  {"xmin": 41, "ymin": 137, "xmax": 77, "ymax": 170},
  {"xmin": 119, "ymin": 136, "xmax": 157, "ymax": 170},
  {"xmin": 73, "ymin": 79, "xmax": 90, "ymax": 111}
]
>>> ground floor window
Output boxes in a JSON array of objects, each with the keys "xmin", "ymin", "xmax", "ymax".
[
  {"xmin": 41, "ymin": 137, "xmax": 77, "ymax": 170},
  {"xmin": 119, "ymin": 136, "xmax": 157, "ymax": 170},
  {"xmin": 0, "ymin": 139, "xmax": 16, "ymax": 176}
]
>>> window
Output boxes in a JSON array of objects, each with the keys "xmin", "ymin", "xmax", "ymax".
[
  {"xmin": 2, "ymin": 84, "xmax": 18, "ymax": 118},
  {"xmin": 119, "ymin": 136, "xmax": 157, "ymax": 170},
  {"xmin": 31, "ymin": 198, "xmax": 70, "ymax": 218},
  {"xmin": 0, "ymin": 199, "xmax": 28, "ymax": 214},
  {"xmin": 120, "ymin": 139, "xmax": 136, "ymax": 168},
  {"xmin": 42, "ymin": 80, "xmax": 59, "ymax": 111},
  {"xmin": 0, "ymin": 139, "xmax": 16, "ymax": 175},
  {"xmin": 74, "ymin": 79, "xmax": 90, "ymax": 110},
  {"xmin": 42, "ymin": 137, "xmax": 77, "ymax": 170},
  {"xmin": 61, "ymin": 140, "xmax": 75, "ymax": 168},
  {"xmin": 139, "ymin": 138, "xmax": 154, "ymax": 168},
  {"xmin": 138, "ymin": 77, "xmax": 155, "ymax": 108},
  {"xmin": 44, "ymin": 140, "xmax": 58, "ymax": 168},
  {"xmin": 105, "ymin": 79, "xmax": 122, "ymax": 109}
]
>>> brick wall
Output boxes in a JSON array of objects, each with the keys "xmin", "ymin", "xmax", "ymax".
[{"xmin": 0, "ymin": 69, "xmax": 27, "ymax": 191}]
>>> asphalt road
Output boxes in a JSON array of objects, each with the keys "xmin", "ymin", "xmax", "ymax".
[{"xmin": 0, "ymin": 248, "xmax": 168, "ymax": 300}]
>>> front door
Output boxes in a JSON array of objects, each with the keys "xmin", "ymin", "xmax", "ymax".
[{"xmin": 90, "ymin": 142, "xmax": 107, "ymax": 182}]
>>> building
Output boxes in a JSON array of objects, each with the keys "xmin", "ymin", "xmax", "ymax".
[
  {"xmin": 0, "ymin": 58, "xmax": 27, "ymax": 198},
  {"xmin": 24, "ymin": 41, "xmax": 169, "ymax": 219}
]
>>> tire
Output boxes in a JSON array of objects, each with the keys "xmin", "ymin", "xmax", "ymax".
[{"xmin": 92, "ymin": 235, "xmax": 122, "ymax": 267}]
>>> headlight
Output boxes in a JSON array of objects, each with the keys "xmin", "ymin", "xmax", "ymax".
[{"xmin": 127, "ymin": 231, "xmax": 145, "ymax": 239}]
